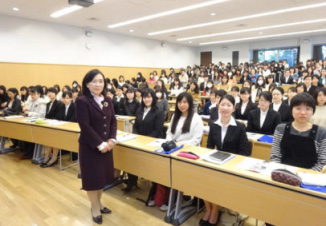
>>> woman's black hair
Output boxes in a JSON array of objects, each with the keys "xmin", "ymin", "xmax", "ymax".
[
  {"xmin": 54, "ymin": 84, "xmax": 60, "ymax": 92},
  {"xmin": 35, "ymin": 85, "xmax": 44, "ymax": 96},
  {"xmin": 7, "ymin": 88, "xmax": 19, "ymax": 98},
  {"xmin": 173, "ymin": 78, "xmax": 182, "ymax": 89},
  {"xmin": 171, "ymin": 92, "xmax": 194, "ymax": 134},
  {"xmin": 313, "ymin": 87, "xmax": 326, "ymax": 105},
  {"xmin": 62, "ymin": 91, "xmax": 72, "ymax": 98},
  {"xmin": 288, "ymin": 87, "xmax": 297, "ymax": 93},
  {"xmin": 105, "ymin": 78, "xmax": 111, "ymax": 84},
  {"xmin": 266, "ymin": 74, "xmax": 275, "ymax": 84},
  {"xmin": 106, "ymin": 88, "xmax": 116, "ymax": 96},
  {"xmin": 231, "ymin": 86, "xmax": 240, "ymax": 92},
  {"xmin": 157, "ymin": 79, "xmax": 167, "ymax": 91},
  {"xmin": 296, "ymin": 83, "xmax": 307, "ymax": 92},
  {"xmin": 237, "ymin": 87, "xmax": 253, "ymax": 110},
  {"xmin": 219, "ymin": 94, "xmax": 235, "ymax": 106},
  {"xmin": 210, "ymin": 89, "xmax": 219, "ymax": 97},
  {"xmin": 20, "ymin": 86, "xmax": 29, "ymax": 102},
  {"xmin": 48, "ymin": 87, "xmax": 58, "ymax": 95},
  {"xmin": 259, "ymin": 91, "xmax": 272, "ymax": 102},
  {"xmin": 290, "ymin": 92, "xmax": 316, "ymax": 113},
  {"xmin": 72, "ymin": 80, "xmax": 79, "ymax": 86},
  {"xmin": 0, "ymin": 85, "xmax": 7, "ymax": 93},
  {"xmin": 273, "ymin": 87, "xmax": 284, "ymax": 95},
  {"xmin": 63, "ymin": 85, "xmax": 71, "ymax": 92},
  {"xmin": 141, "ymin": 88, "xmax": 157, "ymax": 109},
  {"xmin": 82, "ymin": 69, "xmax": 107, "ymax": 97},
  {"xmin": 268, "ymin": 83, "xmax": 278, "ymax": 93},
  {"xmin": 217, "ymin": 89, "xmax": 227, "ymax": 98},
  {"xmin": 42, "ymin": 86, "xmax": 48, "ymax": 95},
  {"xmin": 112, "ymin": 78, "xmax": 119, "ymax": 89},
  {"xmin": 190, "ymin": 81, "xmax": 199, "ymax": 94}
]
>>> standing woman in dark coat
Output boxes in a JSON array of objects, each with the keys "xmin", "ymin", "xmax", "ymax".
[{"xmin": 76, "ymin": 69, "xmax": 117, "ymax": 225}]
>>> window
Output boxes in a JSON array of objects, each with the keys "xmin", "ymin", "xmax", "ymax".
[{"xmin": 256, "ymin": 47, "xmax": 299, "ymax": 66}]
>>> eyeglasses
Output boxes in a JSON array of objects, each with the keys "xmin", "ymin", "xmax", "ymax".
[{"xmin": 293, "ymin": 107, "xmax": 313, "ymax": 112}]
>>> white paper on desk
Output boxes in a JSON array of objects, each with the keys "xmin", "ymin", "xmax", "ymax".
[
  {"xmin": 147, "ymin": 139, "xmax": 166, "ymax": 147},
  {"xmin": 298, "ymin": 172, "xmax": 326, "ymax": 186},
  {"xmin": 3, "ymin": 115, "xmax": 24, "ymax": 119},
  {"xmin": 236, "ymin": 158, "xmax": 297, "ymax": 176},
  {"xmin": 116, "ymin": 115, "xmax": 130, "ymax": 119},
  {"xmin": 246, "ymin": 132, "xmax": 263, "ymax": 140},
  {"xmin": 23, "ymin": 117, "xmax": 39, "ymax": 122},
  {"xmin": 45, "ymin": 120, "xmax": 69, "ymax": 125},
  {"xmin": 116, "ymin": 133, "xmax": 137, "ymax": 142}
]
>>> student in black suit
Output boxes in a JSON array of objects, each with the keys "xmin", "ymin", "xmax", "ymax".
[
  {"xmin": 125, "ymin": 89, "xmax": 164, "ymax": 192},
  {"xmin": 234, "ymin": 87, "xmax": 257, "ymax": 120},
  {"xmin": 304, "ymin": 75, "xmax": 317, "ymax": 96},
  {"xmin": 2, "ymin": 88, "xmax": 21, "ymax": 116},
  {"xmin": 280, "ymin": 69, "xmax": 294, "ymax": 84},
  {"xmin": 121, "ymin": 87, "xmax": 140, "ymax": 116},
  {"xmin": 0, "ymin": 85, "xmax": 9, "ymax": 110},
  {"xmin": 41, "ymin": 87, "xmax": 63, "ymax": 168},
  {"xmin": 113, "ymin": 86, "xmax": 125, "ymax": 115},
  {"xmin": 247, "ymin": 91, "xmax": 282, "ymax": 135},
  {"xmin": 60, "ymin": 91, "xmax": 76, "ymax": 122},
  {"xmin": 283, "ymin": 86, "xmax": 297, "ymax": 106},
  {"xmin": 270, "ymin": 87, "xmax": 292, "ymax": 123},
  {"xmin": 202, "ymin": 95, "xmax": 250, "ymax": 226},
  {"xmin": 209, "ymin": 89, "xmax": 227, "ymax": 123},
  {"xmin": 200, "ymin": 74, "xmax": 209, "ymax": 91}
]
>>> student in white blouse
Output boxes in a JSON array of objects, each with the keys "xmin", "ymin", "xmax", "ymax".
[
  {"xmin": 166, "ymin": 92, "xmax": 203, "ymax": 146},
  {"xmin": 170, "ymin": 78, "xmax": 184, "ymax": 97}
]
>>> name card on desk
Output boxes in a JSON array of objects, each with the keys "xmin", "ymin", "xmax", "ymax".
[{"xmin": 117, "ymin": 133, "xmax": 137, "ymax": 142}]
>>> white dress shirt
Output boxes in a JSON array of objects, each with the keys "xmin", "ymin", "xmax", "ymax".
[
  {"xmin": 241, "ymin": 102, "xmax": 248, "ymax": 115},
  {"xmin": 143, "ymin": 107, "xmax": 151, "ymax": 120},
  {"xmin": 273, "ymin": 102, "xmax": 282, "ymax": 112},
  {"xmin": 260, "ymin": 109, "xmax": 268, "ymax": 128},
  {"xmin": 214, "ymin": 116, "xmax": 237, "ymax": 145}
]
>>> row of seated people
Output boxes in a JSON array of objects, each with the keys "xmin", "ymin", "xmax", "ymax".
[{"xmin": 0, "ymin": 85, "xmax": 77, "ymax": 167}]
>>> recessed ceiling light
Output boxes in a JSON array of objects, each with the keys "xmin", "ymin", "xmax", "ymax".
[
  {"xmin": 210, "ymin": 12, "xmax": 216, "ymax": 16},
  {"xmin": 189, "ymin": 41, "xmax": 192, "ymax": 43},
  {"xmin": 12, "ymin": 7, "xmax": 19, "ymax": 11},
  {"xmin": 177, "ymin": 18, "xmax": 326, "ymax": 41},
  {"xmin": 129, "ymin": 29, "xmax": 134, "ymax": 32},
  {"xmin": 108, "ymin": 0, "xmax": 230, "ymax": 29},
  {"xmin": 148, "ymin": 2, "xmax": 326, "ymax": 36},
  {"xmin": 199, "ymin": 29, "xmax": 326, "ymax": 45}
]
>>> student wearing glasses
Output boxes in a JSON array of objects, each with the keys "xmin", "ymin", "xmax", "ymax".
[
  {"xmin": 247, "ymin": 91, "xmax": 281, "ymax": 135},
  {"xmin": 270, "ymin": 87, "xmax": 292, "ymax": 123}
]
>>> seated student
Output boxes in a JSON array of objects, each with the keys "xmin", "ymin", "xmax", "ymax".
[
  {"xmin": 106, "ymin": 88, "xmax": 115, "ymax": 100},
  {"xmin": 312, "ymin": 74, "xmax": 323, "ymax": 87},
  {"xmin": 230, "ymin": 86, "xmax": 240, "ymax": 104},
  {"xmin": 202, "ymin": 80, "xmax": 215, "ymax": 96},
  {"xmin": 128, "ymin": 89, "xmax": 164, "ymax": 193},
  {"xmin": 187, "ymin": 81, "xmax": 201, "ymax": 104},
  {"xmin": 155, "ymin": 89, "xmax": 168, "ymax": 120},
  {"xmin": 304, "ymin": 75, "xmax": 317, "ymax": 96},
  {"xmin": 216, "ymin": 75, "xmax": 231, "ymax": 92},
  {"xmin": 201, "ymin": 89, "xmax": 219, "ymax": 116},
  {"xmin": 265, "ymin": 74, "xmax": 275, "ymax": 86},
  {"xmin": 156, "ymin": 79, "xmax": 169, "ymax": 100},
  {"xmin": 20, "ymin": 86, "xmax": 29, "ymax": 107},
  {"xmin": 247, "ymin": 91, "xmax": 281, "ymax": 135},
  {"xmin": 296, "ymin": 82, "xmax": 307, "ymax": 94},
  {"xmin": 239, "ymin": 70, "xmax": 251, "ymax": 84},
  {"xmin": 59, "ymin": 91, "xmax": 76, "ymax": 122},
  {"xmin": 209, "ymin": 89, "xmax": 227, "ymax": 122},
  {"xmin": 131, "ymin": 77, "xmax": 138, "ymax": 89},
  {"xmin": 71, "ymin": 88, "xmax": 81, "ymax": 103},
  {"xmin": 200, "ymin": 74, "xmax": 209, "ymax": 91},
  {"xmin": 121, "ymin": 87, "xmax": 140, "ymax": 116},
  {"xmin": 21, "ymin": 86, "xmax": 46, "ymax": 159},
  {"xmin": 147, "ymin": 73, "xmax": 157, "ymax": 85},
  {"xmin": 234, "ymin": 87, "xmax": 257, "ymax": 120},
  {"xmin": 271, "ymin": 92, "xmax": 326, "ymax": 172},
  {"xmin": 40, "ymin": 87, "xmax": 62, "ymax": 168},
  {"xmin": 0, "ymin": 85, "xmax": 9, "ymax": 110},
  {"xmin": 203, "ymin": 95, "xmax": 250, "ymax": 226},
  {"xmin": 310, "ymin": 87, "xmax": 326, "ymax": 128},
  {"xmin": 2, "ymin": 88, "xmax": 21, "ymax": 116},
  {"xmin": 283, "ymin": 86, "xmax": 297, "ymax": 105},
  {"xmin": 251, "ymin": 75, "xmax": 268, "ymax": 103},
  {"xmin": 170, "ymin": 78, "xmax": 184, "ymax": 96},
  {"xmin": 113, "ymin": 86, "xmax": 125, "ymax": 115},
  {"xmin": 135, "ymin": 88, "xmax": 142, "ymax": 103},
  {"xmin": 242, "ymin": 80, "xmax": 252, "ymax": 92},
  {"xmin": 118, "ymin": 75, "xmax": 125, "ymax": 87},
  {"xmin": 138, "ymin": 78, "xmax": 149, "ymax": 90},
  {"xmin": 121, "ymin": 84, "xmax": 129, "ymax": 95},
  {"xmin": 54, "ymin": 84, "xmax": 62, "ymax": 101},
  {"xmin": 280, "ymin": 69, "xmax": 294, "ymax": 84},
  {"xmin": 166, "ymin": 92, "xmax": 204, "ymax": 146},
  {"xmin": 271, "ymin": 87, "xmax": 292, "ymax": 123}
]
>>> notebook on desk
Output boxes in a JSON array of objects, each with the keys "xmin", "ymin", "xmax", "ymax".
[{"xmin": 201, "ymin": 150, "xmax": 235, "ymax": 165}]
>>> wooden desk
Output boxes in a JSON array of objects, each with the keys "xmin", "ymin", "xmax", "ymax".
[
  {"xmin": 0, "ymin": 118, "xmax": 34, "ymax": 142},
  {"xmin": 170, "ymin": 147, "xmax": 326, "ymax": 226},
  {"xmin": 116, "ymin": 115, "xmax": 135, "ymax": 132},
  {"xmin": 113, "ymin": 135, "xmax": 171, "ymax": 187}
]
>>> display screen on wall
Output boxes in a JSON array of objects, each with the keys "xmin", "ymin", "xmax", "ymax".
[{"xmin": 256, "ymin": 47, "xmax": 299, "ymax": 67}]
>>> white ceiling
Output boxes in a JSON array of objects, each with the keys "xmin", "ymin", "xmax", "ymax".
[{"xmin": 0, "ymin": 0, "xmax": 326, "ymax": 47}]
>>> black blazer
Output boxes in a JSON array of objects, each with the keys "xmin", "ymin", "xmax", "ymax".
[
  {"xmin": 270, "ymin": 102, "xmax": 292, "ymax": 123},
  {"xmin": 45, "ymin": 100, "xmax": 62, "ymax": 119},
  {"xmin": 113, "ymin": 96, "xmax": 125, "ymax": 115},
  {"xmin": 60, "ymin": 103, "xmax": 76, "ymax": 122},
  {"xmin": 234, "ymin": 102, "xmax": 257, "ymax": 120},
  {"xmin": 132, "ymin": 106, "xmax": 164, "ymax": 138},
  {"xmin": 280, "ymin": 76, "xmax": 294, "ymax": 84},
  {"xmin": 307, "ymin": 85, "xmax": 317, "ymax": 96},
  {"xmin": 207, "ymin": 120, "xmax": 250, "ymax": 156},
  {"xmin": 247, "ymin": 108, "xmax": 281, "ymax": 135},
  {"xmin": 121, "ymin": 100, "xmax": 140, "ymax": 116},
  {"xmin": 4, "ymin": 98, "xmax": 21, "ymax": 115},
  {"xmin": 200, "ymin": 82, "xmax": 206, "ymax": 91}
]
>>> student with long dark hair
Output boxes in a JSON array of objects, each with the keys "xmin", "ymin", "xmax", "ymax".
[
  {"xmin": 270, "ymin": 87, "xmax": 292, "ymax": 123},
  {"xmin": 170, "ymin": 78, "xmax": 183, "ymax": 96},
  {"xmin": 2, "ymin": 88, "xmax": 21, "ymax": 115},
  {"xmin": 251, "ymin": 75, "xmax": 268, "ymax": 102},
  {"xmin": 121, "ymin": 87, "xmax": 140, "ymax": 116},
  {"xmin": 203, "ymin": 95, "xmax": 250, "ymax": 226},
  {"xmin": 187, "ymin": 81, "xmax": 201, "ymax": 104},
  {"xmin": 128, "ymin": 89, "xmax": 165, "ymax": 192},
  {"xmin": 157, "ymin": 79, "xmax": 169, "ymax": 100},
  {"xmin": 234, "ymin": 87, "xmax": 257, "ymax": 120},
  {"xmin": 0, "ymin": 85, "xmax": 9, "ymax": 110},
  {"xmin": 166, "ymin": 92, "xmax": 203, "ymax": 146},
  {"xmin": 155, "ymin": 88, "xmax": 168, "ymax": 120},
  {"xmin": 310, "ymin": 87, "xmax": 326, "ymax": 128},
  {"xmin": 20, "ymin": 86, "xmax": 29, "ymax": 103}
]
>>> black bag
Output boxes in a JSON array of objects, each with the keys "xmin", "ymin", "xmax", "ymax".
[{"xmin": 161, "ymin": 140, "xmax": 176, "ymax": 152}]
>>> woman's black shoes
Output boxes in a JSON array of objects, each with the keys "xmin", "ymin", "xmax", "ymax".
[
  {"xmin": 91, "ymin": 209, "xmax": 103, "ymax": 224},
  {"xmin": 41, "ymin": 159, "xmax": 58, "ymax": 168},
  {"xmin": 122, "ymin": 183, "xmax": 137, "ymax": 192},
  {"xmin": 199, "ymin": 218, "xmax": 208, "ymax": 226},
  {"xmin": 100, "ymin": 207, "xmax": 112, "ymax": 214}
]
